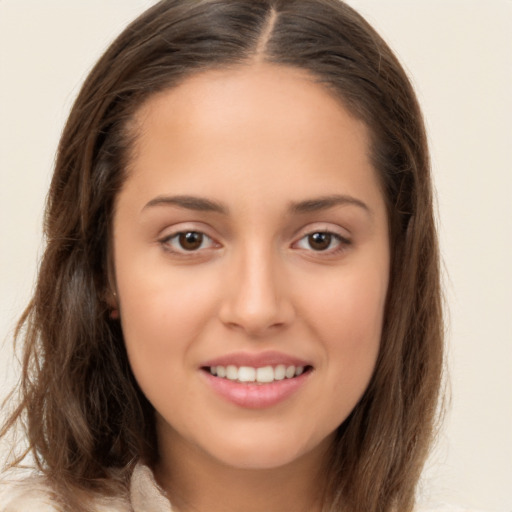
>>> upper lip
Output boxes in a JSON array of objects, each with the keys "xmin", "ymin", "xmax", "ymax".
[{"xmin": 200, "ymin": 351, "xmax": 311, "ymax": 369}]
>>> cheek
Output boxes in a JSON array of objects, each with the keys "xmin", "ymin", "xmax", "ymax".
[
  {"xmin": 304, "ymin": 261, "xmax": 388, "ymax": 339},
  {"xmin": 300, "ymin": 264, "xmax": 387, "ymax": 388},
  {"xmin": 116, "ymin": 263, "xmax": 219, "ymax": 382}
]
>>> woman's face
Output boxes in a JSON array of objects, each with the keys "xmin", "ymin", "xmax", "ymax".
[{"xmin": 112, "ymin": 63, "xmax": 390, "ymax": 472}]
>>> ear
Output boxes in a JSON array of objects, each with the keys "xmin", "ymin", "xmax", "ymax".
[
  {"xmin": 104, "ymin": 250, "xmax": 119, "ymax": 319},
  {"xmin": 104, "ymin": 288, "xmax": 119, "ymax": 319}
]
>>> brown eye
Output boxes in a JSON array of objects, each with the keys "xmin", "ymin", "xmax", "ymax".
[
  {"xmin": 294, "ymin": 230, "xmax": 348, "ymax": 254},
  {"xmin": 178, "ymin": 231, "xmax": 204, "ymax": 251},
  {"xmin": 307, "ymin": 232, "xmax": 333, "ymax": 251},
  {"xmin": 161, "ymin": 230, "xmax": 217, "ymax": 255}
]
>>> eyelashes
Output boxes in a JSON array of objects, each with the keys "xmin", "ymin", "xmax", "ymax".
[
  {"xmin": 293, "ymin": 232, "xmax": 350, "ymax": 253},
  {"xmin": 159, "ymin": 228, "xmax": 351, "ymax": 258},
  {"xmin": 160, "ymin": 231, "xmax": 219, "ymax": 254}
]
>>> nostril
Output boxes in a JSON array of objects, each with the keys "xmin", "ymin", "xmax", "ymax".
[{"xmin": 218, "ymin": 295, "xmax": 295, "ymax": 336}]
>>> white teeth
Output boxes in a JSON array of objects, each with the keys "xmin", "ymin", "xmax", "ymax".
[
  {"xmin": 238, "ymin": 366, "xmax": 256, "ymax": 382},
  {"xmin": 208, "ymin": 364, "xmax": 308, "ymax": 383},
  {"xmin": 274, "ymin": 364, "xmax": 286, "ymax": 380},
  {"xmin": 226, "ymin": 365, "xmax": 238, "ymax": 380},
  {"xmin": 256, "ymin": 366, "xmax": 274, "ymax": 383}
]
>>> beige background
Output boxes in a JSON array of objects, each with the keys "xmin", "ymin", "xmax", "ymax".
[{"xmin": 1, "ymin": 1, "xmax": 511, "ymax": 510}]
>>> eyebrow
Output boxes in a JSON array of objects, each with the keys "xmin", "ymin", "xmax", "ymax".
[
  {"xmin": 142, "ymin": 195, "xmax": 228, "ymax": 214},
  {"xmin": 142, "ymin": 193, "xmax": 371, "ymax": 216},
  {"xmin": 289, "ymin": 194, "xmax": 372, "ymax": 216}
]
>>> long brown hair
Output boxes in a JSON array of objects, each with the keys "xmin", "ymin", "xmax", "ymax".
[{"xmin": 1, "ymin": 1, "xmax": 443, "ymax": 511}]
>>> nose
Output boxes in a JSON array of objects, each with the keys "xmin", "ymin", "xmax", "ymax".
[{"xmin": 218, "ymin": 245, "xmax": 295, "ymax": 337}]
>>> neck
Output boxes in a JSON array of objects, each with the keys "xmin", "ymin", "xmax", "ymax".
[{"xmin": 154, "ymin": 429, "xmax": 331, "ymax": 512}]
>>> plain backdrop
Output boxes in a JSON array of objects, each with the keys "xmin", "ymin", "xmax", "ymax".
[{"xmin": 0, "ymin": 1, "xmax": 511, "ymax": 510}]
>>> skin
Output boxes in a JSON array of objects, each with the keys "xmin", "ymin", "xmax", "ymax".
[{"xmin": 112, "ymin": 62, "xmax": 390, "ymax": 512}]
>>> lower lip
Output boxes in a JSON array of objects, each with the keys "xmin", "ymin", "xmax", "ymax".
[{"xmin": 201, "ymin": 370, "xmax": 310, "ymax": 409}]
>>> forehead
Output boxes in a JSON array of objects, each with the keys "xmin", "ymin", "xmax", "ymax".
[
  {"xmin": 119, "ymin": 62, "xmax": 383, "ymax": 219},
  {"xmin": 132, "ymin": 62, "xmax": 371, "ymax": 161}
]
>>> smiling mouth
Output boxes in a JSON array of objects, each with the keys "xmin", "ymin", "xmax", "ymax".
[{"xmin": 202, "ymin": 364, "xmax": 313, "ymax": 384}]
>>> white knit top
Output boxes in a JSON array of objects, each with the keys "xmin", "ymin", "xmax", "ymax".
[{"xmin": 0, "ymin": 463, "xmax": 486, "ymax": 512}]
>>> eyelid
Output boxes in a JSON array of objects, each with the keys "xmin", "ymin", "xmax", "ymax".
[
  {"xmin": 158, "ymin": 223, "xmax": 222, "ymax": 255},
  {"xmin": 292, "ymin": 223, "xmax": 351, "ymax": 242},
  {"xmin": 163, "ymin": 232, "xmax": 215, "ymax": 250},
  {"xmin": 291, "ymin": 224, "xmax": 352, "ymax": 254}
]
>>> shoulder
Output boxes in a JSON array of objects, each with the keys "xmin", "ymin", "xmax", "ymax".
[
  {"xmin": 0, "ymin": 475, "xmax": 59, "ymax": 512},
  {"xmin": 0, "ymin": 474, "xmax": 130, "ymax": 512},
  {"xmin": 416, "ymin": 504, "xmax": 490, "ymax": 512}
]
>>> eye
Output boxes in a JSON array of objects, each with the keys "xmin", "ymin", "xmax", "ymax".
[
  {"xmin": 295, "ymin": 231, "xmax": 349, "ymax": 252},
  {"xmin": 161, "ymin": 231, "xmax": 216, "ymax": 253}
]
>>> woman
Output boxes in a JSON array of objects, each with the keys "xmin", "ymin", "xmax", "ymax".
[{"xmin": 0, "ymin": 1, "xmax": 443, "ymax": 511}]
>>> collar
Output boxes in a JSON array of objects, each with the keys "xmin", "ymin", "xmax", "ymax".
[{"xmin": 130, "ymin": 463, "xmax": 173, "ymax": 512}]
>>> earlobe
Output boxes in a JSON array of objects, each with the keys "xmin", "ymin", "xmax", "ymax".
[
  {"xmin": 105, "ymin": 256, "xmax": 120, "ymax": 319},
  {"xmin": 104, "ymin": 288, "xmax": 119, "ymax": 319}
]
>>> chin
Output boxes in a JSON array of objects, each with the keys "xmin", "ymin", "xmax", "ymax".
[
  {"xmin": 201, "ymin": 428, "xmax": 334, "ymax": 471},
  {"xmin": 216, "ymin": 447, "xmax": 300, "ymax": 470}
]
